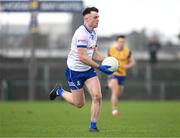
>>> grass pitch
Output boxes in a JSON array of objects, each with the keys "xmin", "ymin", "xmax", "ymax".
[{"xmin": 0, "ymin": 101, "xmax": 180, "ymax": 137}]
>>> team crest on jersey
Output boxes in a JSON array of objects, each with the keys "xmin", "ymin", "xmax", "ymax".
[{"xmin": 90, "ymin": 35, "xmax": 95, "ymax": 40}]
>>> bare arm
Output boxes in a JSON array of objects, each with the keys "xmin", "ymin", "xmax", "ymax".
[
  {"xmin": 124, "ymin": 54, "xmax": 136, "ymax": 69},
  {"xmin": 92, "ymin": 47, "xmax": 105, "ymax": 62},
  {"xmin": 77, "ymin": 47, "xmax": 100, "ymax": 68},
  {"xmin": 107, "ymin": 48, "xmax": 111, "ymax": 56}
]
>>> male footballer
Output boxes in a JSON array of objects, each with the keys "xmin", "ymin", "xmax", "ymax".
[
  {"xmin": 49, "ymin": 7, "xmax": 113, "ymax": 132},
  {"xmin": 107, "ymin": 35, "xmax": 136, "ymax": 116}
]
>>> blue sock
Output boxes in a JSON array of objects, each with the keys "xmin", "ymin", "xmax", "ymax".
[
  {"xmin": 89, "ymin": 121, "xmax": 97, "ymax": 129},
  {"xmin": 56, "ymin": 88, "xmax": 64, "ymax": 96}
]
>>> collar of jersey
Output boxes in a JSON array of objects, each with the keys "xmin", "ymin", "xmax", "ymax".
[{"xmin": 83, "ymin": 24, "xmax": 94, "ymax": 34}]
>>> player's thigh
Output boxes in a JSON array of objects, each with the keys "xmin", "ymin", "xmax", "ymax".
[
  {"xmin": 71, "ymin": 88, "xmax": 85, "ymax": 104},
  {"xmin": 118, "ymin": 85, "xmax": 124, "ymax": 96},
  {"xmin": 85, "ymin": 76, "xmax": 102, "ymax": 99},
  {"xmin": 108, "ymin": 78, "xmax": 119, "ymax": 89},
  {"xmin": 108, "ymin": 78, "xmax": 122, "ymax": 95}
]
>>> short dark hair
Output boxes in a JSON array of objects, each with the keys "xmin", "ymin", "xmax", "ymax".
[
  {"xmin": 82, "ymin": 7, "xmax": 99, "ymax": 16},
  {"xmin": 116, "ymin": 35, "xmax": 125, "ymax": 40}
]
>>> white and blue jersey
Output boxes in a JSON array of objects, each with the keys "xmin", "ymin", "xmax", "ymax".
[
  {"xmin": 66, "ymin": 25, "xmax": 97, "ymax": 90},
  {"xmin": 67, "ymin": 25, "xmax": 97, "ymax": 72}
]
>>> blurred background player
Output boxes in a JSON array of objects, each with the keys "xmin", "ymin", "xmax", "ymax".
[
  {"xmin": 49, "ymin": 7, "xmax": 113, "ymax": 132},
  {"xmin": 147, "ymin": 37, "xmax": 161, "ymax": 64},
  {"xmin": 107, "ymin": 35, "xmax": 136, "ymax": 116}
]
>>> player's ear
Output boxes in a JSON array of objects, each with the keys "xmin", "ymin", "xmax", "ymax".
[{"xmin": 84, "ymin": 14, "xmax": 89, "ymax": 21}]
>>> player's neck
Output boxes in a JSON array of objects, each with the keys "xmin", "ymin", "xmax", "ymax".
[
  {"xmin": 116, "ymin": 46, "xmax": 123, "ymax": 51},
  {"xmin": 83, "ymin": 24, "xmax": 93, "ymax": 32}
]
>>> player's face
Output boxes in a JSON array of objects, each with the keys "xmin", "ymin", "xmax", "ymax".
[
  {"xmin": 89, "ymin": 11, "xmax": 99, "ymax": 28},
  {"xmin": 117, "ymin": 38, "xmax": 125, "ymax": 49}
]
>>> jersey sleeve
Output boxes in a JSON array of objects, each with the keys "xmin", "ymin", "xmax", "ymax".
[{"xmin": 76, "ymin": 30, "xmax": 88, "ymax": 48}]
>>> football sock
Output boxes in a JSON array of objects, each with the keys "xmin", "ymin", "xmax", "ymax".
[
  {"xmin": 112, "ymin": 108, "xmax": 118, "ymax": 112},
  {"xmin": 56, "ymin": 88, "xmax": 64, "ymax": 96},
  {"xmin": 89, "ymin": 121, "xmax": 97, "ymax": 129}
]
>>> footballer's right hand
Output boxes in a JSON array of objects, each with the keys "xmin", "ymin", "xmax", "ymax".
[{"xmin": 98, "ymin": 65, "xmax": 114, "ymax": 75}]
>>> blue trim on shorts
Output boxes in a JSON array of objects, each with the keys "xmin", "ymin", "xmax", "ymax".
[
  {"xmin": 108, "ymin": 75, "xmax": 126, "ymax": 86},
  {"xmin": 65, "ymin": 67, "xmax": 97, "ymax": 90}
]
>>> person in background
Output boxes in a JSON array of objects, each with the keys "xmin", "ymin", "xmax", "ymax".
[
  {"xmin": 107, "ymin": 35, "xmax": 136, "ymax": 116},
  {"xmin": 147, "ymin": 37, "xmax": 161, "ymax": 64}
]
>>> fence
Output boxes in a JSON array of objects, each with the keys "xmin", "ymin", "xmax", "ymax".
[{"xmin": 0, "ymin": 58, "xmax": 180, "ymax": 100}]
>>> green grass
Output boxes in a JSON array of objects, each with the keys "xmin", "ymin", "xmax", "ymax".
[{"xmin": 0, "ymin": 101, "xmax": 180, "ymax": 137}]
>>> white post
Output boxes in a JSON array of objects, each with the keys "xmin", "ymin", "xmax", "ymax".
[
  {"xmin": 146, "ymin": 63, "xmax": 152, "ymax": 96},
  {"xmin": 44, "ymin": 65, "xmax": 50, "ymax": 94}
]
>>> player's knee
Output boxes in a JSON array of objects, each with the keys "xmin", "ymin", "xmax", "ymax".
[{"xmin": 92, "ymin": 93, "xmax": 102, "ymax": 101}]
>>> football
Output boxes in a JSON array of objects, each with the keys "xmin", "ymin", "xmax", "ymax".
[{"xmin": 102, "ymin": 57, "xmax": 119, "ymax": 72}]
